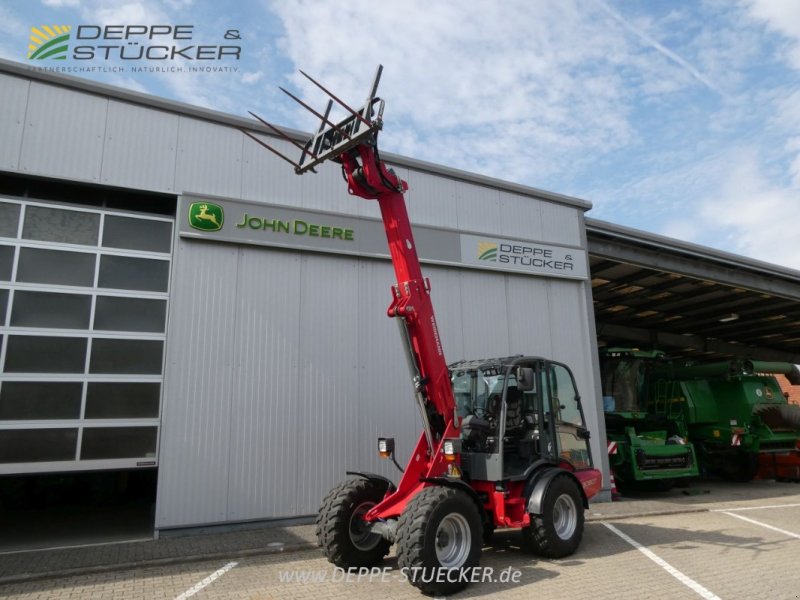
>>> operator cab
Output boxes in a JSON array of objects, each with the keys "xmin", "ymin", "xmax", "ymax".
[
  {"xmin": 451, "ymin": 357, "xmax": 592, "ymax": 481},
  {"xmin": 599, "ymin": 348, "xmax": 669, "ymax": 414}
]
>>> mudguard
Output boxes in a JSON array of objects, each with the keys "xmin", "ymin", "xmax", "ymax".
[
  {"xmin": 524, "ymin": 467, "xmax": 588, "ymax": 514},
  {"xmin": 345, "ymin": 471, "xmax": 396, "ymax": 495}
]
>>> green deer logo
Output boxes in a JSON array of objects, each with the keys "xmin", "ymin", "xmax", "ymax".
[{"xmin": 189, "ymin": 202, "xmax": 224, "ymax": 231}]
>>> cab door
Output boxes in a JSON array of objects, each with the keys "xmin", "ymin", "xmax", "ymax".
[{"xmin": 545, "ymin": 362, "xmax": 593, "ymax": 470}]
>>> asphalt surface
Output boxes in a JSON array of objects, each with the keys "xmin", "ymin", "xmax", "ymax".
[{"xmin": 1, "ymin": 479, "xmax": 799, "ymax": 599}]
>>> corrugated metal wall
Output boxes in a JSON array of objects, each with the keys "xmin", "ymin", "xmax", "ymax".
[
  {"xmin": 158, "ymin": 241, "xmax": 599, "ymax": 528},
  {"xmin": 0, "ymin": 70, "xmax": 604, "ymax": 529}
]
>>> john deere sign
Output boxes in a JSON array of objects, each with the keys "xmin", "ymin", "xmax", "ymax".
[
  {"xmin": 178, "ymin": 194, "xmax": 587, "ymax": 281},
  {"xmin": 189, "ymin": 202, "xmax": 224, "ymax": 231},
  {"xmin": 235, "ymin": 213, "xmax": 354, "ymax": 241},
  {"xmin": 179, "ymin": 195, "xmax": 362, "ymax": 256}
]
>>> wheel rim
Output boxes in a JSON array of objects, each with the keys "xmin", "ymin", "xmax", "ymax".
[
  {"xmin": 552, "ymin": 493, "xmax": 578, "ymax": 540},
  {"xmin": 435, "ymin": 513, "xmax": 472, "ymax": 568},
  {"xmin": 349, "ymin": 501, "xmax": 381, "ymax": 551}
]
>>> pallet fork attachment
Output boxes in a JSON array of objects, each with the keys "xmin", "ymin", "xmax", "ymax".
[{"xmin": 243, "ymin": 65, "xmax": 385, "ymax": 175}]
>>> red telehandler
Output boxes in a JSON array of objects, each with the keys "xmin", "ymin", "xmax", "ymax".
[{"xmin": 245, "ymin": 66, "xmax": 602, "ymax": 596}]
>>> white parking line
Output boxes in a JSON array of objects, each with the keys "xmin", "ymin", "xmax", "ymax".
[
  {"xmin": 174, "ymin": 561, "xmax": 238, "ymax": 600},
  {"xmin": 720, "ymin": 512, "xmax": 800, "ymax": 540},
  {"xmin": 711, "ymin": 502, "xmax": 800, "ymax": 512},
  {"xmin": 603, "ymin": 523, "xmax": 721, "ymax": 600}
]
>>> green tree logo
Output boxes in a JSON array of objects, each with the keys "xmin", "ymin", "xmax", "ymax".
[
  {"xmin": 189, "ymin": 202, "xmax": 224, "ymax": 231},
  {"xmin": 477, "ymin": 242, "xmax": 498, "ymax": 262},
  {"xmin": 28, "ymin": 25, "xmax": 71, "ymax": 60}
]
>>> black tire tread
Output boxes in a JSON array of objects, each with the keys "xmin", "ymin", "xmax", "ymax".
[
  {"xmin": 522, "ymin": 475, "xmax": 584, "ymax": 559},
  {"xmin": 315, "ymin": 477, "xmax": 390, "ymax": 568},
  {"xmin": 395, "ymin": 486, "xmax": 481, "ymax": 596}
]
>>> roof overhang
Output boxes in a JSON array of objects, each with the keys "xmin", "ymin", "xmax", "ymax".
[{"xmin": 587, "ymin": 218, "xmax": 800, "ymax": 363}]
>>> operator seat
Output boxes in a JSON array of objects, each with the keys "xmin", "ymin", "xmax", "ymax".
[
  {"xmin": 505, "ymin": 386, "xmax": 523, "ymax": 432},
  {"xmin": 502, "ymin": 386, "xmax": 528, "ymax": 477}
]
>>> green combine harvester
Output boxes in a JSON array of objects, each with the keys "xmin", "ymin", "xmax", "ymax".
[
  {"xmin": 600, "ymin": 348, "xmax": 699, "ymax": 490},
  {"xmin": 649, "ymin": 359, "xmax": 800, "ymax": 481}
]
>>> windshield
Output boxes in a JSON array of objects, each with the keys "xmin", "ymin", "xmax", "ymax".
[
  {"xmin": 601, "ymin": 357, "xmax": 647, "ymax": 412},
  {"xmin": 451, "ymin": 368, "xmax": 516, "ymax": 418}
]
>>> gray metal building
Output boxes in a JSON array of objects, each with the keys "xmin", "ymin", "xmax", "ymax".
[{"xmin": 0, "ymin": 60, "xmax": 606, "ymax": 532}]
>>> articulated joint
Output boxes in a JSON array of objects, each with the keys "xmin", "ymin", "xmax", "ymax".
[
  {"xmin": 387, "ymin": 294, "xmax": 415, "ymax": 318},
  {"xmin": 387, "ymin": 279, "xmax": 429, "ymax": 320},
  {"xmin": 341, "ymin": 146, "xmax": 408, "ymax": 200}
]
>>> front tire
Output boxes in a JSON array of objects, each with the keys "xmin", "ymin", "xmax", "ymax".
[
  {"xmin": 522, "ymin": 475, "xmax": 585, "ymax": 558},
  {"xmin": 315, "ymin": 478, "xmax": 391, "ymax": 568},
  {"xmin": 396, "ymin": 486, "xmax": 482, "ymax": 596}
]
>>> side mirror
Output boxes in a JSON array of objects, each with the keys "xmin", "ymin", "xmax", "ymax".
[{"xmin": 517, "ymin": 367, "xmax": 535, "ymax": 391}]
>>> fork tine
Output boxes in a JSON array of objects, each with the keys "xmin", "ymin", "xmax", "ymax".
[
  {"xmin": 299, "ymin": 69, "xmax": 372, "ymax": 127},
  {"xmin": 248, "ymin": 111, "xmax": 318, "ymax": 159},
  {"xmin": 240, "ymin": 129, "xmax": 303, "ymax": 170},
  {"xmin": 279, "ymin": 86, "xmax": 351, "ymax": 139}
]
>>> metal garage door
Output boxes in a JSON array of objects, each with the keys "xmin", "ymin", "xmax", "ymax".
[{"xmin": 0, "ymin": 196, "xmax": 173, "ymax": 474}]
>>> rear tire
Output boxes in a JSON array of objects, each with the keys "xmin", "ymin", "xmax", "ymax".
[
  {"xmin": 396, "ymin": 486, "xmax": 482, "ymax": 596},
  {"xmin": 316, "ymin": 478, "xmax": 391, "ymax": 568},
  {"xmin": 522, "ymin": 475, "xmax": 584, "ymax": 558},
  {"xmin": 720, "ymin": 453, "xmax": 759, "ymax": 482}
]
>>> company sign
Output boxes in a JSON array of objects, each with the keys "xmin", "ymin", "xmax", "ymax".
[
  {"xmin": 235, "ymin": 212, "xmax": 354, "ymax": 241},
  {"xmin": 179, "ymin": 195, "xmax": 362, "ymax": 256},
  {"xmin": 27, "ymin": 24, "xmax": 241, "ymax": 65},
  {"xmin": 180, "ymin": 195, "xmax": 588, "ymax": 282},
  {"xmin": 460, "ymin": 234, "xmax": 588, "ymax": 280}
]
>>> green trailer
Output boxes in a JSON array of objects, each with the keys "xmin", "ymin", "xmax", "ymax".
[
  {"xmin": 600, "ymin": 348, "xmax": 699, "ymax": 490},
  {"xmin": 649, "ymin": 360, "xmax": 800, "ymax": 481}
]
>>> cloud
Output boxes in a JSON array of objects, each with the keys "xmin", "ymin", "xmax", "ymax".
[
  {"xmin": 698, "ymin": 152, "xmax": 800, "ymax": 268},
  {"xmin": 595, "ymin": 0, "xmax": 727, "ymax": 97},
  {"xmin": 0, "ymin": 5, "xmax": 26, "ymax": 60},
  {"xmin": 242, "ymin": 70, "xmax": 263, "ymax": 85},
  {"xmin": 647, "ymin": 149, "xmax": 800, "ymax": 269},
  {"xmin": 0, "ymin": 4, "xmax": 24, "ymax": 35},
  {"xmin": 79, "ymin": 1, "xmax": 170, "ymax": 26},
  {"xmin": 268, "ymin": 0, "xmax": 726, "ymax": 186},
  {"xmin": 41, "ymin": 0, "xmax": 81, "ymax": 6},
  {"xmin": 743, "ymin": 0, "xmax": 800, "ymax": 68}
]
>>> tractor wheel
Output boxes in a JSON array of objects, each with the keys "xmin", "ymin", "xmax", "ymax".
[
  {"xmin": 720, "ymin": 453, "xmax": 760, "ymax": 483},
  {"xmin": 522, "ymin": 475, "xmax": 585, "ymax": 558},
  {"xmin": 315, "ymin": 478, "xmax": 391, "ymax": 568},
  {"xmin": 396, "ymin": 486, "xmax": 482, "ymax": 596}
]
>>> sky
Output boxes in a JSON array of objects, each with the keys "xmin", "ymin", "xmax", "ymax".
[{"xmin": 3, "ymin": 1, "xmax": 800, "ymax": 269}]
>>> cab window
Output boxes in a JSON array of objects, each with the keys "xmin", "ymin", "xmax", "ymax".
[{"xmin": 549, "ymin": 363, "xmax": 591, "ymax": 468}]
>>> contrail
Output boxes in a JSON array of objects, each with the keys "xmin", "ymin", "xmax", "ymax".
[{"xmin": 596, "ymin": 0, "xmax": 728, "ymax": 98}]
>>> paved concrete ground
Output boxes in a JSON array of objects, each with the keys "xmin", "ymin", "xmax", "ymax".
[{"xmin": 0, "ymin": 479, "xmax": 798, "ymax": 599}]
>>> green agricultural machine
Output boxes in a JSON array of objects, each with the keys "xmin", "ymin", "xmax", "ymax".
[
  {"xmin": 599, "ymin": 349, "xmax": 699, "ymax": 490},
  {"xmin": 649, "ymin": 360, "xmax": 800, "ymax": 481}
]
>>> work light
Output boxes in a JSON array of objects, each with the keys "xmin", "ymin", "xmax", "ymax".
[
  {"xmin": 378, "ymin": 437, "xmax": 394, "ymax": 459},
  {"xmin": 442, "ymin": 438, "xmax": 461, "ymax": 462}
]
